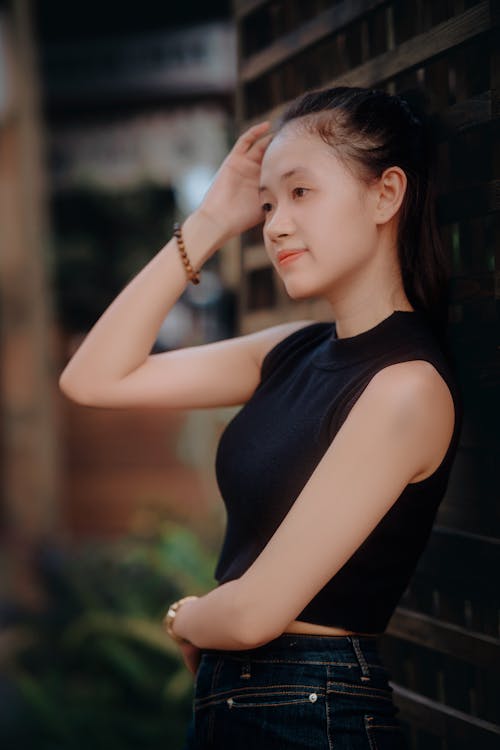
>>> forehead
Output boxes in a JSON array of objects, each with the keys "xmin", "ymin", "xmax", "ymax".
[{"xmin": 260, "ymin": 125, "xmax": 341, "ymax": 183}]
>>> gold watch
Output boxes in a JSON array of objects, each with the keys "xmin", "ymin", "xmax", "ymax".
[{"xmin": 163, "ymin": 595, "xmax": 199, "ymax": 645}]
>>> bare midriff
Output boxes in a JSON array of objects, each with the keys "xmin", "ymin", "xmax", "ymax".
[{"xmin": 282, "ymin": 619, "xmax": 382, "ymax": 637}]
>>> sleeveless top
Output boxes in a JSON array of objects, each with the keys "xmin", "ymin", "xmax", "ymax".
[{"xmin": 213, "ymin": 309, "xmax": 463, "ymax": 634}]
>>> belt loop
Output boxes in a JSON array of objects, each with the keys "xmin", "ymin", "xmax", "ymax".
[
  {"xmin": 240, "ymin": 662, "xmax": 251, "ymax": 680},
  {"xmin": 347, "ymin": 636, "xmax": 371, "ymax": 681}
]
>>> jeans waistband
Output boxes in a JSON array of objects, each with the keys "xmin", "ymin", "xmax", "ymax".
[{"xmin": 201, "ymin": 632, "xmax": 383, "ymax": 671}]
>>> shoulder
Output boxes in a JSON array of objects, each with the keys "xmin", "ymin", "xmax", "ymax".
[
  {"xmin": 362, "ymin": 360, "xmax": 456, "ymax": 480},
  {"xmin": 369, "ymin": 360, "xmax": 455, "ymax": 412}
]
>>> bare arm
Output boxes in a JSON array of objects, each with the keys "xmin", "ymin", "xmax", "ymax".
[
  {"xmin": 61, "ymin": 313, "xmax": 317, "ymax": 409},
  {"xmin": 172, "ymin": 361, "xmax": 456, "ymax": 649},
  {"xmin": 59, "ymin": 121, "xmax": 286, "ymax": 409},
  {"xmin": 59, "ymin": 210, "xmax": 219, "ymax": 403}
]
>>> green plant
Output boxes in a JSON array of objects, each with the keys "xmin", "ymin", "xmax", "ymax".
[{"xmin": 1, "ymin": 519, "xmax": 217, "ymax": 749}]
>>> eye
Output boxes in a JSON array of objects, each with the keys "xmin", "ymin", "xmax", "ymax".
[
  {"xmin": 292, "ymin": 187, "xmax": 308, "ymax": 199},
  {"xmin": 261, "ymin": 202, "xmax": 273, "ymax": 213}
]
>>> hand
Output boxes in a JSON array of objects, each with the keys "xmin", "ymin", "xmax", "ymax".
[
  {"xmin": 196, "ymin": 121, "xmax": 273, "ymax": 245},
  {"xmin": 179, "ymin": 641, "xmax": 202, "ymax": 676}
]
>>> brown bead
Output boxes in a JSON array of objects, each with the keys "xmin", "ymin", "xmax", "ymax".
[{"xmin": 173, "ymin": 221, "xmax": 201, "ymax": 285}]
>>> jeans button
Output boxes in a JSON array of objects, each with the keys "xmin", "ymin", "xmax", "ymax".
[{"xmin": 309, "ymin": 692, "xmax": 318, "ymax": 703}]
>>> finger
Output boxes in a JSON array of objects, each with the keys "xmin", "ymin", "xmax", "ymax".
[
  {"xmin": 234, "ymin": 121, "xmax": 271, "ymax": 154},
  {"xmin": 247, "ymin": 132, "xmax": 274, "ymax": 162}
]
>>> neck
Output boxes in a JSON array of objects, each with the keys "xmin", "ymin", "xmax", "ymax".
[
  {"xmin": 321, "ymin": 241, "xmax": 413, "ymax": 339},
  {"xmin": 331, "ymin": 299, "xmax": 414, "ymax": 340}
]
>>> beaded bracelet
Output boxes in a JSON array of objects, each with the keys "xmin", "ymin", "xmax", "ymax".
[{"xmin": 173, "ymin": 222, "xmax": 201, "ymax": 285}]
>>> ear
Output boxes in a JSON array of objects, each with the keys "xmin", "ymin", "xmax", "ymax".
[{"xmin": 372, "ymin": 166, "xmax": 407, "ymax": 224}]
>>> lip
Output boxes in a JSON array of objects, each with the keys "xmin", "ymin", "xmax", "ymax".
[{"xmin": 277, "ymin": 249, "xmax": 309, "ymax": 265}]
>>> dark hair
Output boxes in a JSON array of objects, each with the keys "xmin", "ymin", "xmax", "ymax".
[{"xmin": 276, "ymin": 85, "xmax": 450, "ymax": 350}]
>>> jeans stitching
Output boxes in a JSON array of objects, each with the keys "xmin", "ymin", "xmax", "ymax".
[
  {"xmin": 206, "ymin": 657, "xmax": 223, "ymax": 747},
  {"xmin": 208, "ymin": 657, "xmax": 359, "ymax": 666},
  {"xmin": 194, "ymin": 652, "xmax": 393, "ymax": 748},
  {"xmin": 203, "ymin": 655, "xmax": 385, "ymax": 669},
  {"xmin": 327, "ymin": 680, "xmax": 392, "ymax": 695},
  {"xmin": 328, "ymin": 687, "xmax": 394, "ymax": 702},
  {"xmin": 196, "ymin": 674, "xmax": 391, "ymax": 705},
  {"xmin": 195, "ymin": 685, "xmax": 325, "ymax": 704},
  {"xmin": 210, "ymin": 658, "xmax": 223, "ymax": 692},
  {"xmin": 199, "ymin": 682, "xmax": 324, "ymax": 692},
  {"xmin": 195, "ymin": 695, "xmax": 322, "ymax": 711},
  {"xmin": 349, "ymin": 635, "xmax": 371, "ymax": 681},
  {"xmin": 364, "ymin": 715, "xmax": 377, "ymax": 750},
  {"xmin": 231, "ymin": 690, "xmax": 322, "ymax": 699},
  {"xmin": 230, "ymin": 698, "xmax": 321, "ymax": 709},
  {"xmin": 326, "ymin": 665, "xmax": 334, "ymax": 750}
]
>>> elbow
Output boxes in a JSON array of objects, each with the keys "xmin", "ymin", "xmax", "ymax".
[
  {"xmin": 58, "ymin": 370, "xmax": 92, "ymax": 406},
  {"xmin": 229, "ymin": 579, "xmax": 285, "ymax": 649},
  {"xmin": 234, "ymin": 602, "xmax": 282, "ymax": 649},
  {"xmin": 58, "ymin": 371, "xmax": 77, "ymax": 401}
]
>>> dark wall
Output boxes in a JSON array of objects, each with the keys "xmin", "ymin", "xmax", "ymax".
[{"xmin": 233, "ymin": 1, "xmax": 500, "ymax": 748}]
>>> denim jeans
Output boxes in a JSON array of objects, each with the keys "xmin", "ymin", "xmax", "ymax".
[{"xmin": 181, "ymin": 632, "xmax": 407, "ymax": 749}]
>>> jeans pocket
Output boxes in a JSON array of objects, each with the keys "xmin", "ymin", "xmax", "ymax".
[
  {"xmin": 193, "ymin": 662, "xmax": 328, "ymax": 750},
  {"xmin": 194, "ymin": 679, "xmax": 325, "ymax": 711},
  {"xmin": 193, "ymin": 656, "xmax": 325, "ymax": 711},
  {"xmin": 221, "ymin": 684, "xmax": 324, "ymax": 709},
  {"xmin": 363, "ymin": 713, "xmax": 407, "ymax": 750}
]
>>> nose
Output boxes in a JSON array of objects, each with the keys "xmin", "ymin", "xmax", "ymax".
[{"xmin": 264, "ymin": 204, "xmax": 295, "ymax": 243}]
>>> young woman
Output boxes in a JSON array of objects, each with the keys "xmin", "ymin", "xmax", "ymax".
[{"xmin": 59, "ymin": 85, "xmax": 463, "ymax": 749}]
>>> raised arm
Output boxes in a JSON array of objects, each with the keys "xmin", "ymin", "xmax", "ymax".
[{"xmin": 58, "ymin": 121, "xmax": 301, "ymax": 410}]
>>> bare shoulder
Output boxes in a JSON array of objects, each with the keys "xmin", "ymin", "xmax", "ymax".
[
  {"xmin": 365, "ymin": 360, "xmax": 456, "ymax": 481},
  {"xmin": 369, "ymin": 359, "xmax": 454, "ymax": 406}
]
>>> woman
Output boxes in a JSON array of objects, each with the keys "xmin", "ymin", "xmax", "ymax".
[{"xmin": 59, "ymin": 85, "xmax": 463, "ymax": 749}]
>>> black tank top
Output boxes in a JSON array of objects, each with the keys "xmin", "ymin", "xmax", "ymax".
[{"xmin": 214, "ymin": 309, "xmax": 463, "ymax": 634}]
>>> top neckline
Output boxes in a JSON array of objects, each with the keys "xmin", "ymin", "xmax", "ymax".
[{"xmin": 312, "ymin": 309, "xmax": 430, "ymax": 371}]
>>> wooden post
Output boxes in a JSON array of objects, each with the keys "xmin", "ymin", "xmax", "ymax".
[{"xmin": 0, "ymin": 0, "xmax": 61, "ymax": 605}]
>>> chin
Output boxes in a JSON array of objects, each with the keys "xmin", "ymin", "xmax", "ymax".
[{"xmin": 282, "ymin": 281, "xmax": 321, "ymax": 301}]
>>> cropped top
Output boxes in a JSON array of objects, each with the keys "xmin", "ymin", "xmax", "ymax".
[{"xmin": 213, "ymin": 309, "xmax": 463, "ymax": 634}]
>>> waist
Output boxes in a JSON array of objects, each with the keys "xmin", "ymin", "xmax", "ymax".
[
  {"xmin": 283, "ymin": 619, "xmax": 383, "ymax": 637},
  {"xmin": 201, "ymin": 631, "xmax": 384, "ymax": 666}
]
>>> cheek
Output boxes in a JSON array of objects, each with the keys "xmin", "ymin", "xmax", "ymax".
[
  {"xmin": 319, "ymin": 193, "xmax": 371, "ymax": 237},
  {"xmin": 262, "ymin": 227, "xmax": 275, "ymax": 256},
  {"xmin": 262, "ymin": 221, "xmax": 271, "ymax": 241},
  {"xmin": 311, "ymin": 203, "xmax": 374, "ymax": 264},
  {"xmin": 332, "ymin": 190, "xmax": 363, "ymax": 217}
]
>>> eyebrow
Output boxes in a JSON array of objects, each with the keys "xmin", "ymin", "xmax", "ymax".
[{"xmin": 258, "ymin": 167, "xmax": 313, "ymax": 193}]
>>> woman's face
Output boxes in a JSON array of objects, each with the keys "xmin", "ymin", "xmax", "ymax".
[{"xmin": 259, "ymin": 124, "xmax": 380, "ymax": 303}]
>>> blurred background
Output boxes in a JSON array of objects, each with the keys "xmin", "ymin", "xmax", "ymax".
[
  {"xmin": 0, "ymin": 1, "xmax": 498, "ymax": 749},
  {"xmin": 1, "ymin": 1, "xmax": 237, "ymax": 747}
]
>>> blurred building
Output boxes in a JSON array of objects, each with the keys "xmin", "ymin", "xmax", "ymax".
[
  {"xmin": 0, "ymin": 2, "xmax": 238, "ymax": 599},
  {"xmin": 43, "ymin": 10, "xmax": 241, "ymax": 541}
]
